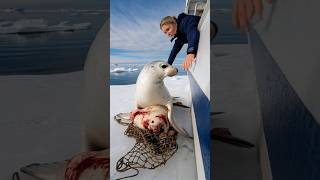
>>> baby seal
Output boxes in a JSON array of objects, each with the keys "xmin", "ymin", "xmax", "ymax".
[{"xmin": 130, "ymin": 105, "xmax": 170, "ymax": 134}]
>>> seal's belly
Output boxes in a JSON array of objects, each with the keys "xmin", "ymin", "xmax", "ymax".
[
  {"xmin": 137, "ymin": 94, "xmax": 171, "ymax": 108},
  {"xmin": 136, "ymin": 85, "xmax": 171, "ymax": 108}
]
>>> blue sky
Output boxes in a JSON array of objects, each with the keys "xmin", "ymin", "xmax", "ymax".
[{"xmin": 110, "ymin": 0, "xmax": 187, "ymax": 64}]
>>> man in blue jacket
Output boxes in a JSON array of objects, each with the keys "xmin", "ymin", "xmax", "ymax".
[{"xmin": 160, "ymin": 13, "xmax": 201, "ymax": 70}]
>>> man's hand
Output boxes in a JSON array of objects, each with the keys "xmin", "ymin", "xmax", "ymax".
[
  {"xmin": 233, "ymin": 0, "xmax": 272, "ymax": 32},
  {"xmin": 182, "ymin": 54, "xmax": 196, "ymax": 71}
]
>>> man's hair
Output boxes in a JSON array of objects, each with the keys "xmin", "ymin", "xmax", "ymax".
[{"xmin": 160, "ymin": 16, "xmax": 177, "ymax": 29}]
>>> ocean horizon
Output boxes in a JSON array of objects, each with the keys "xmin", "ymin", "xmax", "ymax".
[
  {"xmin": 110, "ymin": 62, "xmax": 187, "ymax": 85},
  {"xmin": 0, "ymin": 10, "xmax": 106, "ymax": 74}
]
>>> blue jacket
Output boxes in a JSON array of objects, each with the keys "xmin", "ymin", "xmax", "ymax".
[{"xmin": 168, "ymin": 13, "xmax": 201, "ymax": 65}]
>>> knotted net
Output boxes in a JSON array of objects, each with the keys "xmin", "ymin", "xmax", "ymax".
[{"xmin": 115, "ymin": 122, "xmax": 178, "ymax": 179}]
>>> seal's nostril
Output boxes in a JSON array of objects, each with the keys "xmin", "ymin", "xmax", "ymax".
[{"xmin": 176, "ymin": 68, "xmax": 178, "ymax": 73}]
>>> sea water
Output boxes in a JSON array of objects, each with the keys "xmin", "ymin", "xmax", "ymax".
[
  {"xmin": 110, "ymin": 63, "xmax": 187, "ymax": 85},
  {"xmin": 0, "ymin": 11, "xmax": 106, "ymax": 74}
]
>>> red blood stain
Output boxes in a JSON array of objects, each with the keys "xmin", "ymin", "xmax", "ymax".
[
  {"xmin": 153, "ymin": 124, "xmax": 163, "ymax": 133},
  {"xmin": 142, "ymin": 119, "xmax": 150, "ymax": 129},
  {"xmin": 64, "ymin": 152, "xmax": 109, "ymax": 180},
  {"xmin": 130, "ymin": 110, "xmax": 148, "ymax": 121}
]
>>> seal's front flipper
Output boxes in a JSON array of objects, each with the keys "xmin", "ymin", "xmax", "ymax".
[
  {"xmin": 20, "ymin": 161, "xmax": 67, "ymax": 180},
  {"xmin": 114, "ymin": 113, "xmax": 131, "ymax": 125},
  {"xmin": 172, "ymin": 96, "xmax": 190, "ymax": 109},
  {"xmin": 167, "ymin": 103, "xmax": 191, "ymax": 137}
]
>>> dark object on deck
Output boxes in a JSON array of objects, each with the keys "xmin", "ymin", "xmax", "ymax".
[
  {"xmin": 211, "ymin": 128, "xmax": 255, "ymax": 148},
  {"xmin": 173, "ymin": 102, "xmax": 190, "ymax": 108},
  {"xmin": 210, "ymin": 111, "xmax": 224, "ymax": 116}
]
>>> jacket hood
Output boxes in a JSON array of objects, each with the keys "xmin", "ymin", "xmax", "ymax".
[{"xmin": 176, "ymin": 13, "xmax": 187, "ymax": 26}]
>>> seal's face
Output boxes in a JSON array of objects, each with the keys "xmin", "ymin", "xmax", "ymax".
[
  {"xmin": 159, "ymin": 62, "xmax": 178, "ymax": 77},
  {"xmin": 147, "ymin": 113, "xmax": 169, "ymax": 134},
  {"xmin": 145, "ymin": 61, "xmax": 178, "ymax": 79}
]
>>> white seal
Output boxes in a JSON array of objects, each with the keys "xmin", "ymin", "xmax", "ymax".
[
  {"xmin": 134, "ymin": 61, "xmax": 188, "ymax": 135},
  {"xmin": 80, "ymin": 22, "xmax": 108, "ymax": 151}
]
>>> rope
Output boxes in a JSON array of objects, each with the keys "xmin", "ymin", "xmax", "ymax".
[{"xmin": 115, "ymin": 165, "xmax": 139, "ymax": 180}]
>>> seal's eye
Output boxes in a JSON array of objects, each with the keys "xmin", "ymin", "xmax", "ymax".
[{"xmin": 161, "ymin": 64, "xmax": 168, "ymax": 69}]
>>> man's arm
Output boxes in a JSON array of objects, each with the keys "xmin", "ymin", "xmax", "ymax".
[{"xmin": 168, "ymin": 39, "xmax": 184, "ymax": 65}]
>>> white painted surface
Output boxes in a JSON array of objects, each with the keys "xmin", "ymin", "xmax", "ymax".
[
  {"xmin": 188, "ymin": 3, "xmax": 210, "ymax": 179},
  {"xmin": 211, "ymin": 45, "xmax": 263, "ymax": 180},
  {"xmin": 189, "ymin": 1, "xmax": 210, "ymax": 99},
  {"xmin": 212, "ymin": 44, "xmax": 262, "ymax": 143},
  {"xmin": 259, "ymin": 129, "xmax": 273, "ymax": 180},
  {"xmin": 191, "ymin": 103, "xmax": 206, "ymax": 180},
  {"xmin": 253, "ymin": 0, "xmax": 320, "ymax": 123}
]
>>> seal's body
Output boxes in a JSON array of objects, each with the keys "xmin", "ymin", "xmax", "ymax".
[
  {"xmin": 134, "ymin": 61, "xmax": 188, "ymax": 135},
  {"xmin": 135, "ymin": 61, "xmax": 175, "ymax": 108}
]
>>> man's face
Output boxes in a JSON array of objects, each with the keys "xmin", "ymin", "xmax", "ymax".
[{"xmin": 161, "ymin": 23, "xmax": 177, "ymax": 38}]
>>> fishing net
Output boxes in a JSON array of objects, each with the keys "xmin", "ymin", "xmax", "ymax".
[{"xmin": 115, "ymin": 121, "xmax": 178, "ymax": 179}]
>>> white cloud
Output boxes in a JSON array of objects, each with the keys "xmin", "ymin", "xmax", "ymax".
[
  {"xmin": 110, "ymin": 18, "xmax": 171, "ymax": 51},
  {"xmin": 110, "ymin": 0, "xmax": 185, "ymax": 61}
]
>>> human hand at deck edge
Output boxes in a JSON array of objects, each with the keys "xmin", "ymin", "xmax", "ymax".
[
  {"xmin": 182, "ymin": 54, "xmax": 196, "ymax": 71},
  {"xmin": 233, "ymin": 0, "xmax": 272, "ymax": 32}
]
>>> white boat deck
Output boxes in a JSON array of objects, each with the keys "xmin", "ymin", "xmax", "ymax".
[
  {"xmin": 212, "ymin": 141, "xmax": 262, "ymax": 180},
  {"xmin": 212, "ymin": 44, "xmax": 263, "ymax": 180}
]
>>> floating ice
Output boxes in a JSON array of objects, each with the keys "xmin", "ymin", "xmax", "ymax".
[
  {"xmin": 110, "ymin": 67, "xmax": 139, "ymax": 73},
  {"xmin": 0, "ymin": 19, "xmax": 91, "ymax": 34},
  {"xmin": 111, "ymin": 67, "xmax": 126, "ymax": 73}
]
